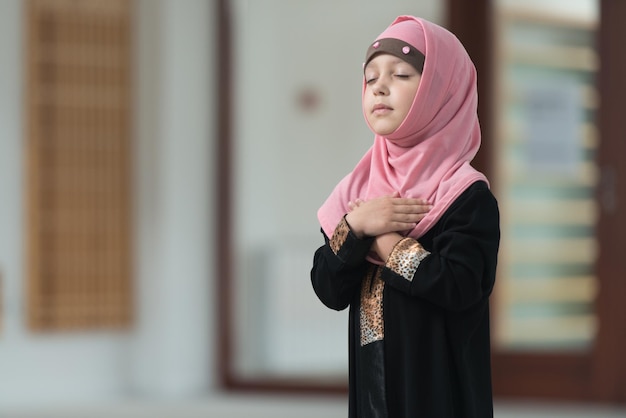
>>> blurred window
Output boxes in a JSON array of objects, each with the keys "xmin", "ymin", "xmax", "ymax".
[
  {"xmin": 25, "ymin": 0, "xmax": 133, "ymax": 330},
  {"xmin": 492, "ymin": 4, "xmax": 599, "ymax": 351}
]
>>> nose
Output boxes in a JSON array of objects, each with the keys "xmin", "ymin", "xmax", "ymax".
[{"xmin": 372, "ymin": 77, "xmax": 389, "ymax": 96}]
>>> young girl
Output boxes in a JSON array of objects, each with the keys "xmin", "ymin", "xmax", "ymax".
[{"xmin": 311, "ymin": 16, "xmax": 500, "ymax": 417}]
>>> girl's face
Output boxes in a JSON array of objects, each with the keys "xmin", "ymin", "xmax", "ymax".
[{"xmin": 363, "ymin": 53, "xmax": 421, "ymax": 136}]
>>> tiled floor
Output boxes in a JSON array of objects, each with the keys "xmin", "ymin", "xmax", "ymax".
[{"xmin": 3, "ymin": 395, "xmax": 626, "ymax": 418}]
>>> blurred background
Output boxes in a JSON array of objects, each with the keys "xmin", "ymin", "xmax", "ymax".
[{"xmin": 1, "ymin": 0, "xmax": 625, "ymax": 417}]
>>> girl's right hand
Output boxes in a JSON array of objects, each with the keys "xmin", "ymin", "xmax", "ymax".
[{"xmin": 344, "ymin": 192, "xmax": 432, "ymax": 239}]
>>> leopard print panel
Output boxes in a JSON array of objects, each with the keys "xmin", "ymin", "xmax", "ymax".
[
  {"xmin": 329, "ymin": 216, "xmax": 350, "ymax": 255},
  {"xmin": 360, "ymin": 266, "xmax": 385, "ymax": 346},
  {"xmin": 385, "ymin": 238, "xmax": 430, "ymax": 282}
]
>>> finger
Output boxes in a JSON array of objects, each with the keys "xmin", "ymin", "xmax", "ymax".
[
  {"xmin": 393, "ymin": 204, "xmax": 433, "ymax": 214},
  {"xmin": 392, "ymin": 198, "xmax": 431, "ymax": 206},
  {"xmin": 388, "ymin": 221, "xmax": 418, "ymax": 232},
  {"xmin": 391, "ymin": 212, "xmax": 429, "ymax": 223}
]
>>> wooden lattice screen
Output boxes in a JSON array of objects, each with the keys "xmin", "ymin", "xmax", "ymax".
[{"xmin": 26, "ymin": 0, "xmax": 132, "ymax": 330}]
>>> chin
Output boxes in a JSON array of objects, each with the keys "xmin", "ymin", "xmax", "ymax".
[
  {"xmin": 369, "ymin": 121, "xmax": 400, "ymax": 136},
  {"xmin": 373, "ymin": 127, "xmax": 397, "ymax": 136},
  {"xmin": 366, "ymin": 116, "xmax": 400, "ymax": 136}
]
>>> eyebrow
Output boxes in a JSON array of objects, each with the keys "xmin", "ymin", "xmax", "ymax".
[{"xmin": 365, "ymin": 58, "xmax": 415, "ymax": 72}]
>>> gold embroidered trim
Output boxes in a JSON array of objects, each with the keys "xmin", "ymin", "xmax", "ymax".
[
  {"xmin": 329, "ymin": 216, "xmax": 350, "ymax": 255},
  {"xmin": 360, "ymin": 266, "xmax": 385, "ymax": 346},
  {"xmin": 385, "ymin": 238, "xmax": 430, "ymax": 282}
]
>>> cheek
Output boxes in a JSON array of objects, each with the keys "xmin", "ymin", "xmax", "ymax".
[{"xmin": 362, "ymin": 91, "xmax": 373, "ymax": 110}]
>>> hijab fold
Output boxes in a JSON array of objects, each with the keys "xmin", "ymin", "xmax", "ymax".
[{"xmin": 318, "ymin": 16, "xmax": 488, "ymax": 249}]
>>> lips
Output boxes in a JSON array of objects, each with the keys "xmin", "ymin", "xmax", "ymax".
[{"xmin": 372, "ymin": 103, "xmax": 393, "ymax": 115}]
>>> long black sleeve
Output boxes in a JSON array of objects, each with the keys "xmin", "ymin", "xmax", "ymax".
[{"xmin": 311, "ymin": 221, "xmax": 374, "ymax": 311}]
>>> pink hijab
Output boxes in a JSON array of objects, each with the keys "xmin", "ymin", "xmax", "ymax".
[{"xmin": 318, "ymin": 16, "xmax": 488, "ymax": 242}]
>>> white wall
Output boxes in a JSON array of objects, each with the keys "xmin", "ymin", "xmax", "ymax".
[
  {"xmin": 129, "ymin": 0, "xmax": 214, "ymax": 399},
  {"xmin": 230, "ymin": 0, "xmax": 444, "ymax": 381},
  {"xmin": 0, "ymin": 0, "xmax": 215, "ymax": 408}
]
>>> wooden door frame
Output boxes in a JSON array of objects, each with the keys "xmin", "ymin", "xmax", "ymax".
[
  {"xmin": 216, "ymin": 0, "xmax": 626, "ymax": 401},
  {"xmin": 590, "ymin": 0, "xmax": 626, "ymax": 403},
  {"xmin": 447, "ymin": 0, "xmax": 495, "ymax": 179},
  {"xmin": 215, "ymin": 0, "xmax": 235, "ymax": 391}
]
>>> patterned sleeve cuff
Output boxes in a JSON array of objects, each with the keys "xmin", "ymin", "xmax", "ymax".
[
  {"xmin": 385, "ymin": 237, "xmax": 430, "ymax": 282},
  {"xmin": 329, "ymin": 216, "xmax": 351, "ymax": 255}
]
